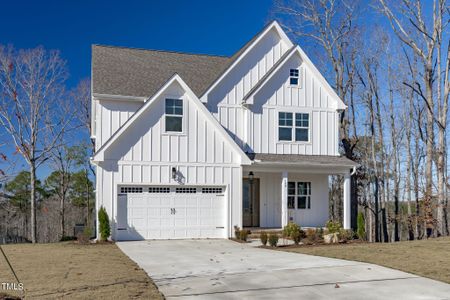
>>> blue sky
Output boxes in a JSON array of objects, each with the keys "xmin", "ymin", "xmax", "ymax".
[
  {"xmin": 0, "ymin": 0, "xmax": 274, "ymax": 179},
  {"xmin": 0, "ymin": 0, "xmax": 273, "ymax": 89}
]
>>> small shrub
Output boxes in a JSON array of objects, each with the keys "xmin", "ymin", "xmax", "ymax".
[
  {"xmin": 77, "ymin": 227, "xmax": 92, "ymax": 244},
  {"xmin": 98, "ymin": 206, "xmax": 111, "ymax": 242},
  {"xmin": 339, "ymin": 229, "xmax": 354, "ymax": 242},
  {"xmin": 305, "ymin": 228, "xmax": 317, "ymax": 243},
  {"xmin": 326, "ymin": 220, "xmax": 342, "ymax": 234},
  {"xmin": 234, "ymin": 225, "xmax": 241, "ymax": 238},
  {"xmin": 260, "ymin": 232, "xmax": 268, "ymax": 246},
  {"xmin": 357, "ymin": 212, "xmax": 366, "ymax": 240},
  {"xmin": 283, "ymin": 222, "xmax": 301, "ymax": 239},
  {"xmin": 268, "ymin": 233, "xmax": 279, "ymax": 247},
  {"xmin": 291, "ymin": 230, "xmax": 301, "ymax": 245},
  {"xmin": 239, "ymin": 229, "xmax": 248, "ymax": 241}
]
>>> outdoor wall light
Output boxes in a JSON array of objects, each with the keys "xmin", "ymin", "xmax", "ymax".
[
  {"xmin": 172, "ymin": 167, "xmax": 177, "ymax": 180},
  {"xmin": 248, "ymin": 171, "xmax": 254, "ymax": 182}
]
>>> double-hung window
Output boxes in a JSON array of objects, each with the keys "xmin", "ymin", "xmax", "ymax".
[
  {"xmin": 278, "ymin": 112, "xmax": 293, "ymax": 141},
  {"xmin": 278, "ymin": 112, "xmax": 309, "ymax": 142},
  {"xmin": 287, "ymin": 181, "xmax": 311, "ymax": 209},
  {"xmin": 290, "ymin": 68, "xmax": 299, "ymax": 86},
  {"xmin": 295, "ymin": 113, "xmax": 309, "ymax": 142},
  {"xmin": 165, "ymin": 98, "xmax": 183, "ymax": 132}
]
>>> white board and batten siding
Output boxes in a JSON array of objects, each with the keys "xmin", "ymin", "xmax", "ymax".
[
  {"xmin": 93, "ymin": 98, "xmax": 142, "ymax": 150},
  {"xmin": 96, "ymin": 80, "xmax": 243, "ymax": 239},
  {"xmin": 248, "ymin": 54, "xmax": 340, "ymax": 156},
  {"xmin": 205, "ymin": 30, "xmax": 340, "ymax": 156},
  {"xmin": 206, "ymin": 28, "xmax": 291, "ymax": 149}
]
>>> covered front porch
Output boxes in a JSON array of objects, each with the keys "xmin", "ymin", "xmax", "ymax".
[{"xmin": 242, "ymin": 154, "xmax": 357, "ymax": 230}]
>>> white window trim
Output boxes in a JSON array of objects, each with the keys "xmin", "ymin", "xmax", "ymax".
[
  {"xmin": 287, "ymin": 181, "xmax": 311, "ymax": 210},
  {"xmin": 277, "ymin": 111, "xmax": 311, "ymax": 144},
  {"xmin": 163, "ymin": 97, "xmax": 187, "ymax": 135},
  {"xmin": 289, "ymin": 67, "xmax": 303, "ymax": 89}
]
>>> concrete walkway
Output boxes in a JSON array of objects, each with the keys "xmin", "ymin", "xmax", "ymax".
[{"xmin": 118, "ymin": 240, "xmax": 450, "ymax": 299}]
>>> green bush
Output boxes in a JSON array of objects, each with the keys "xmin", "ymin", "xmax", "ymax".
[
  {"xmin": 239, "ymin": 229, "xmax": 248, "ymax": 242},
  {"xmin": 326, "ymin": 220, "xmax": 342, "ymax": 234},
  {"xmin": 268, "ymin": 233, "xmax": 279, "ymax": 247},
  {"xmin": 291, "ymin": 230, "xmax": 301, "ymax": 245},
  {"xmin": 98, "ymin": 206, "xmax": 111, "ymax": 242},
  {"xmin": 283, "ymin": 222, "xmax": 301, "ymax": 239},
  {"xmin": 260, "ymin": 232, "xmax": 268, "ymax": 246},
  {"xmin": 357, "ymin": 212, "xmax": 366, "ymax": 240}
]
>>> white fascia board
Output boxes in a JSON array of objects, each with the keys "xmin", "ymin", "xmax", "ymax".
[
  {"xmin": 92, "ymin": 74, "xmax": 251, "ymax": 165},
  {"xmin": 200, "ymin": 20, "xmax": 294, "ymax": 102},
  {"xmin": 93, "ymin": 93, "xmax": 147, "ymax": 102}
]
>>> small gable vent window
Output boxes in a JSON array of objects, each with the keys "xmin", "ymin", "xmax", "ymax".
[
  {"xmin": 290, "ymin": 68, "xmax": 299, "ymax": 86},
  {"xmin": 165, "ymin": 98, "xmax": 183, "ymax": 132}
]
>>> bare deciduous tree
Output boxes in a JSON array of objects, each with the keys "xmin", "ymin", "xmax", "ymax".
[
  {"xmin": 0, "ymin": 46, "xmax": 70, "ymax": 243},
  {"xmin": 378, "ymin": 0, "xmax": 450, "ymax": 237}
]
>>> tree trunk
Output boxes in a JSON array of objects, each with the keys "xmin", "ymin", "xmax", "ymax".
[
  {"xmin": 424, "ymin": 64, "xmax": 435, "ymax": 238},
  {"xmin": 30, "ymin": 162, "xmax": 37, "ymax": 243},
  {"xmin": 60, "ymin": 176, "xmax": 65, "ymax": 239}
]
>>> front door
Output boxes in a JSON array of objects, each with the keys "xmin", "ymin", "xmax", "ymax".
[{"xmin": 243, "ymin": 178, "xmax": 260, "ymax": 227}]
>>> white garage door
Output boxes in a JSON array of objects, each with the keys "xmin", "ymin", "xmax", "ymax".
[{"xmin": 116, "ymin": 186, "xmax": 226, "ymax": 240}]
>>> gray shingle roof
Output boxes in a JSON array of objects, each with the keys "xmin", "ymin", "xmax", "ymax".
[
  {"xmin": 249, "ymin": 153, "xmax": 357, "ymax": 167},
  {"xmin": 91, "ymin": 22, "xmax": 277, "ymax": 99},
  {"xmin": 92, "ymin": 45, "xmax": 230, "ymax": 98}
]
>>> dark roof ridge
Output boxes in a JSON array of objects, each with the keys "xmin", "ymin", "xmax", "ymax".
[{"xmin": 92, "ymin": 44, "xmax": 229, "ymax": 58}]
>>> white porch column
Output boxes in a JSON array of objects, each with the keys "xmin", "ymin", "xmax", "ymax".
[
  {"xmin": 343, "ymin": 173, "xmax": 351, "ymax": 229},
  {"xmin": 281, "ymin": 171, "xmax": 288, "ymax": 227}
]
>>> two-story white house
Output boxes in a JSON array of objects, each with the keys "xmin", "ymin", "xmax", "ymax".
[{"xmin": 91, "ymin": 21, "xmax": 357, "ymax": 240}]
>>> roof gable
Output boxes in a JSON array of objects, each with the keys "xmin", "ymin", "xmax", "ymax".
[
  {"xmin": 243, "ymin": 45, "xmax": 347, "ymax": 110},
  {"xmin": 199, "ymin": 20, "xmax": 294, "ymax": 102},
  {"xmin": 92, "ymin": 74, "xmax": 251, "ymax": 165}
]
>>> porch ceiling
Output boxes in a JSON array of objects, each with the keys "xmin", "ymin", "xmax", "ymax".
[{"xmin": 245, "ymin": 153, "xmax": 357, "ymax": 174}]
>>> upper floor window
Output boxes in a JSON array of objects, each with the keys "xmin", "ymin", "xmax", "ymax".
[
  {"xmin": 278, "ymin": 112, "xmax": 309, "ymax": 142},
  {"xmin": 165, "ymin": 98, "xmax": 183, "ymax": 132},
  {"xmin": 295, "ymin": 113, "xmax": 309, "ymax": 142},
  {"xmin": 290, "ymin": 68, "xmax": 299, "ymax": 86},
  {"xmin": 278, "ymin": 112, "xmax": 293, "ymax": 141}
]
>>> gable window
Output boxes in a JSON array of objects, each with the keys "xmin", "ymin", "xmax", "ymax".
[
  {"xmin": 165, "ymin": 98, "xmax": 183, "ymax": 132},
  {"xmin": 278, "ymin": 112, "xmax": 293, "ymax": 141},
  {"xmin": 290, "ymin": 68, "xmax": 299, "ymax": 86},
  {"xmin": 287, "ymin": 181, "xmax": 311, "ymax": 209},
  {"xmin": 295, "ymin": 113, "xmax": 309, "ymax": 142},
  {"xmin": 278, "ymin": 112, "xmax": 309, "ymax": 142}
]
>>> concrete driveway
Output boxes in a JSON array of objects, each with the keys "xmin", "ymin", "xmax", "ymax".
[{"xmin": 118, "ymin": 240, "xmax": 450, "ymax": 299}]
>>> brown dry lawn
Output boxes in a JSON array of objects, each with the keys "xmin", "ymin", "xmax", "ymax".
[
  {"xmin": 277, "ymin": 236, "xmax": 450, "ymax": 284},
  {"xmin": 0, "ymin": 242, "xmax": 163, "ymax": 299}
]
